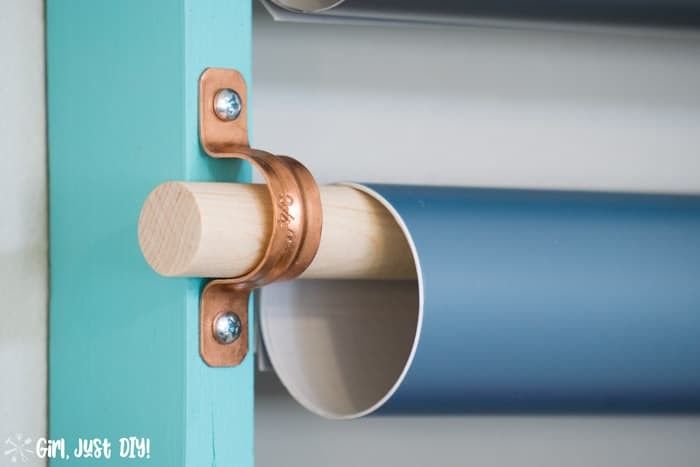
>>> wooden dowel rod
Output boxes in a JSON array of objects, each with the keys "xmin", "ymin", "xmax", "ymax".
[{"xmin": 138, "ymin": 182, "xmax": 416, "ymax": 280}]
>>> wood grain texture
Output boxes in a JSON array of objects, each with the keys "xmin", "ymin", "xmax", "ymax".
[{"xmin": 139, "ymin": 182, "xmax": 416, "ymax": 280}]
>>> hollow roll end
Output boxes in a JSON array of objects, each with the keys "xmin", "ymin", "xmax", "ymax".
[
  {"xmin": 261, "ymin": 183, "xmax": 423, "ymax": 419},
  {"xmin": 138, "ymin": 181, "xmax": 202, "ymax": 277}
]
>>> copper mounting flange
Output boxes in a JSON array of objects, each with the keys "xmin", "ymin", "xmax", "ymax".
[{"xmin": 198, "ymin": 68, "xmax": 322, "ymax": 367}]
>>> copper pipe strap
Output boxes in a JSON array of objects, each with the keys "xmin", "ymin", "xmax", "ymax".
[{"xmin": 198, "ymin": 68, "xmax": 322, "ymax": 366}]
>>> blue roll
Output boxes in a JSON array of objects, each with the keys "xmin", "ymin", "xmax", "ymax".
[{"xmin": 365, "ymin": 184, "xmax": 700, "ymax": 413}]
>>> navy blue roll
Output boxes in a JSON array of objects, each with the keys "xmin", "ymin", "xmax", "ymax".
[{"xmin": 365, "ymin": 184, "xmax": 700, "ymax": 413}]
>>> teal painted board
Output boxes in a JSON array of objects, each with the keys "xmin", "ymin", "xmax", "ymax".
[{"xmin": 47, "ymin": 1, "xmax": 253, "ymax": 466}]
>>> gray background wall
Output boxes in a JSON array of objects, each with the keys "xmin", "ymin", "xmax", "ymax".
[
  {"xmin": 1, "ymin": 1, "xmax": 699, "ymax": 466},
  {"xmin": 0, "ymin": 2, "xmax": 46, "ymax": 466}
]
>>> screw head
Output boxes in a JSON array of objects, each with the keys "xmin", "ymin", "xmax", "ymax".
[
  {"xmin": 213, "ymin": 311, "xmax": 242, "ymax": 345},
  {"xmin": 213, "ymin": 88, "xmax": 242, "ymax": 121}
]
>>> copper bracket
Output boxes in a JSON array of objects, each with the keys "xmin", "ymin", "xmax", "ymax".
[{"xmin": 198, "ymin": 68, "xmax": 322, "ymax": 367}]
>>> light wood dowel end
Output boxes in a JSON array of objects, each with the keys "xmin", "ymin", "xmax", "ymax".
[{"xmin": 138, "ymin": 182, "xmax": 416, "ymax": 280}]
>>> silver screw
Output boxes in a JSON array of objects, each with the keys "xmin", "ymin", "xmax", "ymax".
[
  {"xmin": 213, "ymin": 88, "xmax": 242, "ymax": 121},
  {"xmin": 213, "ymin": 311, "xmax": 242, "ymax": 345}
]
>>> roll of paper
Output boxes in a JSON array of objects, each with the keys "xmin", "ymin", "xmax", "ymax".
[
  {"xmin": 262, "ymin": 0, "xmax": 700, "ymax": 30},
  {"xmin": 261, "ymin": 184, "xmax": 700, "ymax": 418}
]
